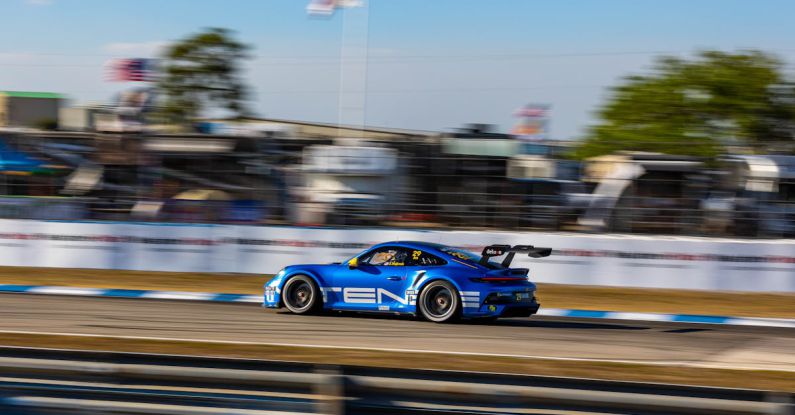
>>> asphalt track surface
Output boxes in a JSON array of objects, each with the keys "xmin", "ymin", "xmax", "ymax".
[{"xmin": 0, "ymin": 293, "xmax": 793, "ymax": 371}]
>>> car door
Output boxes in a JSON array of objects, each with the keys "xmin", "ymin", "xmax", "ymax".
[{"xmin": 331, "ymin": 246, "xmax": 409, "ymax": 312}]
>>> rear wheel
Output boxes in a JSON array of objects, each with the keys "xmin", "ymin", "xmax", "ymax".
[
  {"xmin": 282, "ymin": 275, "xmax": 320, "ymax": 315},
  {"xmin": 418, "ymin": 281, "xmax": 460, "ymax": 323}
]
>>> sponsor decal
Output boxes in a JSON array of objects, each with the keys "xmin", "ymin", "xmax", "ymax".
[
  {"xmin": 342, "ymin": 287, "xmax": 375, "ymax": 304},
  {"xmin": 0, "ymin": 233, "xmax": 214, "ymax": 245},
  {"xmin": 378, "ymin": 288, "xmax": 408, "ymax": 305},
  {"xmin": 4, "ymin": 233, "xmax": 792, "ymax": 265},
  {"xmin": 320, "ymin": 287, "xmax": 415, "ymax": 306},
  {"xmin": 405, "ymin": 289, "xmax": 418, "ymax": 305}
]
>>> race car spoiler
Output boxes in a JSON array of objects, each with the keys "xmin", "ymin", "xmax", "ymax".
[{"xmin": 479, "ymin": 244, "xmax": 552, "ymax": 268}]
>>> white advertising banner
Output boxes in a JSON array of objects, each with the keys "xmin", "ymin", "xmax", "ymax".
[
  {"xmin": 228, "ymin": 225, "xmax": 430, "ymax": 274},
  {"xmin": 125, "ymin": 223, "xmax": 219, "ymax": 273},
  {"xmin": 0, "ymin": 219, "xmax": 39, "ymax": 267},
  {"xmin": 0, "ymin": 219, "xmax": 793, "ymax": 292},
  {"xmin": 35, "ymin": 221, "xmax": 125, "ymax": 269},
  {"xmin": 432, "ymin": 232, "xmax": 795, "ymax": 292}
]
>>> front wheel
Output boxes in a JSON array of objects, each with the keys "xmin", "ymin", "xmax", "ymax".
[
  {"xmin": 282, "ymin": 275, "xmax": 321, "ymax": 315},
  {"xmin": 418, "ymin": 281, "xmax": 460, "ymax": 323}
]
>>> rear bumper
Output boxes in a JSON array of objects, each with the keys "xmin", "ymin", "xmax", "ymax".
[
  {"xmin": 464, "ymin": 299, "xmax": 540, "ymax": 319},
  {"xmin": 499, "ymin": 303, "xmax": 540, "ymax": 317}
]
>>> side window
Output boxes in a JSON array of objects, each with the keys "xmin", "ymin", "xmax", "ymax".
[
  {"xmin": 408, "ymin": 250, "xmax": 447, "ymax": 266},
  {"xmin": 360, "ymin": 247, "xmax": 409, "ymax": 266}
]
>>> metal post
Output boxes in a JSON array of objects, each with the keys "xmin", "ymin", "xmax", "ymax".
[{"xmin": 313, "ymin": 366, "xmax": 345, "ymax": 415}]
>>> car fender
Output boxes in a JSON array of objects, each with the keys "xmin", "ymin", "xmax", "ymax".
[
  {"xmin": 277, "ymin": 267, "xmax": 330, "ymax": 306},
  {"xmin": 280, "ymin": 270, "xmax": 326, "ymax": 290},
  {"xmin": 414, "ymin": 275, "xmax": 465, "ymax": 301}
]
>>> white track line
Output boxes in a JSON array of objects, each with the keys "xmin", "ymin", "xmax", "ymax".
[
  {"xmin": 140, "ymin": 291, "xmax": 215, "ymax": 301},
  {"xmin": 26, "ymin": 287, "xmax": 105, "ymax": 296},
  {"xmin": 0, "ymin": 329, "xmax": 792, "ymax": 373}
]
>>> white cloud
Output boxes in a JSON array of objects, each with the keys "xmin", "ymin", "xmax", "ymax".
[
  {"xmin": 25, "ymin": 0, "xmax": 53, "ymax": 5},
  {"xmin": 103, "ymin": 41, "xmax": 169, "ymax": 57}
]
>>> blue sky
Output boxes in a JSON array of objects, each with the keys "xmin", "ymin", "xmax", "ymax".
[{"xmin": 1, "ymin": 0, "xmax": 795, "ymax": 138}]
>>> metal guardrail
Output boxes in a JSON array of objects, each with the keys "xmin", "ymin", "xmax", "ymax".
[{"xmin": 0, "ymin": 346, "xmax": 790, "ymax": 415}]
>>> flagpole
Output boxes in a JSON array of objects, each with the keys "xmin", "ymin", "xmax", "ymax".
[
  {"xmin": 335, "ymin": 2, "xmax": 369, "ymax": 139},
  {"xmin": 336, "ymin": 8, "xmax": 346, "ymax": 138},
  {"xmin": 307, "ymin": 1, "xmax": 368, "ymax": 138}
]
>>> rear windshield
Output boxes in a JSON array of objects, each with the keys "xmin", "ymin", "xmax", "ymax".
[{"xmin": 439, "ymin": 247, "xmax": 504, "ymax": 269}]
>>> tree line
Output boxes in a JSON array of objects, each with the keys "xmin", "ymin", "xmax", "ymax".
[{"xmin": 156, "ymin": 28, "xmax": 795, "ymax": 157}]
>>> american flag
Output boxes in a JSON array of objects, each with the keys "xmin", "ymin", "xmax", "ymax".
[
  {"xmin": 105, "ymin": 58, "xmax": 158, "ymax": 82},
  {"xmin": 514, "ymin": 105, "xmax": 549, "ymax": 118},
  {"xmin": 307, "ymin": 0, "xmax": 364, "ymax": 16}
]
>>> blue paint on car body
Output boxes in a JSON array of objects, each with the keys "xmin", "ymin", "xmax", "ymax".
[{"xmin": 263, "ymin": 241, "xmax": 541, "ymax": 320}]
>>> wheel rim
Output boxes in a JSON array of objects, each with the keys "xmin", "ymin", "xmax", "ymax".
[
  {"xmin": 286, "ymin": 281, "xmax": 313, "ymax": 311},
  {"xmin": 423, "ymin": 286, "xmax": 454, "ymax": 318}
]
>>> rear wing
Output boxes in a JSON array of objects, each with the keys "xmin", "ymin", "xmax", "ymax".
[{"xmin": 480, "ymin": 244, "xmax": 552, "ymax": 268}]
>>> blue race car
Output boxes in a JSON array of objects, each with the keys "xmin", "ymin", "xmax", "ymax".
[{"xmin": 263, "ymin": 241, "xmax": 551, "ymax": 323}]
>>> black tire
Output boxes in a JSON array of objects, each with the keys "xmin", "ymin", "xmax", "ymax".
[
  {"xmin": 282, "ymin": 275, "xmax": 321, "ymax": 315},
  {"xmin": 418, "ymin": 281, "xmax": 460, "ymax": 323}
]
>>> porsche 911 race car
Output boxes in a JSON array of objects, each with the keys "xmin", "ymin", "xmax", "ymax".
[{"xmin": 263, "ymin": 241, "xmax": 551, "ymax": 323}]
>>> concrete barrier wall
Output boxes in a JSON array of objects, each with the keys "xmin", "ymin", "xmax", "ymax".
[{"xmin": 1, "ymin": 219, "xmax": 793, "ymax": 292}]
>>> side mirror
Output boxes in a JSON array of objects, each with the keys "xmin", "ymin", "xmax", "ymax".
[{"xmin": 348, "ymin": 257, "xmax": 359, "ymax": 269}]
